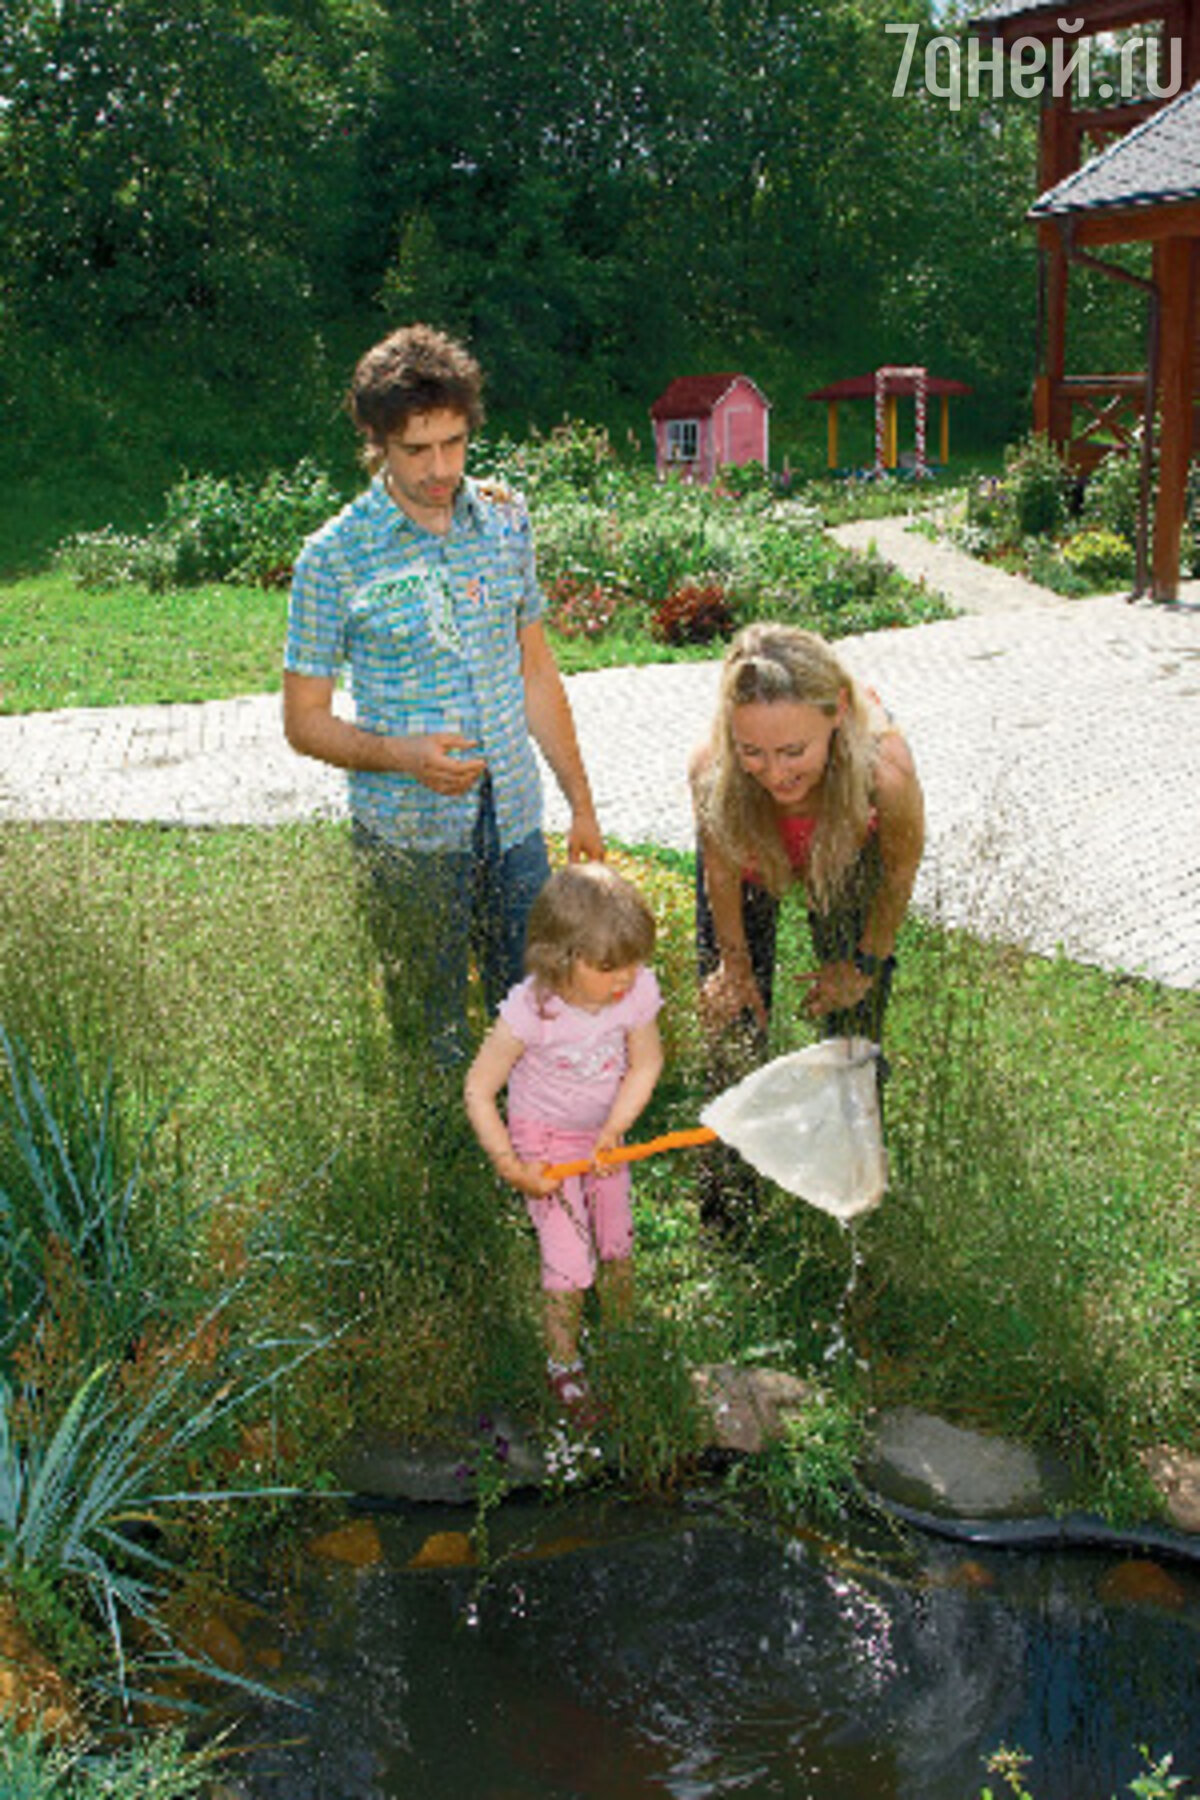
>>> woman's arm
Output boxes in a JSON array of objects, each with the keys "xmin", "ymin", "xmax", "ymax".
[
  {"xmin": 463, "ymin": 1020, "xmax": 559, "ymax": 1198},
  {"xmin": 595, "ymin": 1019, "xmax": 664, "ymax": 1156},
  {"xmin": 689, "ymin": 743, "xmax": 769, "ymax": 1030},
  {"xmin": 859, "ymin": 731, "xmax": 926, "ymax": 959}
]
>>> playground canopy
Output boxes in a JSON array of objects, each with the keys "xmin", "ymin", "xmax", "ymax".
[{"xmin": 806, "ymin": 369, "xmax": 972, "ymax": 472}]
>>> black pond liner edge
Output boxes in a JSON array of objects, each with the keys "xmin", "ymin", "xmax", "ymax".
[{"xmin": 863, "ymin": 1490, "xmax": 1200, "ymax": 1568}]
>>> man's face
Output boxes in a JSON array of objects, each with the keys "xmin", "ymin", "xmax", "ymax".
[{"xmin": 379, "ymin": 408, "xmax": 470, "ymax": 530}]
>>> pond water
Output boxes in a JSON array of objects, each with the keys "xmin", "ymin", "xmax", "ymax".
[{"xmin": 227, "ymin": 1492, "xmax": 1200, "ymax": 1800}]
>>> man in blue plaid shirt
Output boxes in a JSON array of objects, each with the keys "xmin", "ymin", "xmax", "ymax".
[{"xmin": 284, "ymin": 324, "xmax": 603, "ymax": 1064}]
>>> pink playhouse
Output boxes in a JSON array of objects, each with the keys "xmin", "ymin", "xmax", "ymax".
[{"xmin": 649, "ymin": 374, "xmax": 771, "ymax": 483}]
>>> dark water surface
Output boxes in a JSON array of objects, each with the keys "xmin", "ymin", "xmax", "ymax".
[{"xmin": 229, "ymin": 1493, "xmax": 1200, "ymax": 1799}]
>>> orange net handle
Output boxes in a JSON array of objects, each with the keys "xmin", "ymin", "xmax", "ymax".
[{"xmin": 541, "ymin": 1125, "xmax": 718, "ymax": 1183}]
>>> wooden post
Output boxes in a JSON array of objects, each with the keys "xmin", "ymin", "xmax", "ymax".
[
  {"xmin": 885, "ymin": 393, "xmax": 898, "ymax": 469},
  {"xmin": 827, "ymin": 401, "xmax": 839, "ymax": 471},
  {"xmin": 939, "ymin": 394, "xmax": 950, "ymax": 465},
  {"xmin": 1039, "ymin": 89, "xmax": 1075, "ymax": 455},
  {"xmin": 1152, "ymin": 236, "xmax": 1196, "ymax": 601}
]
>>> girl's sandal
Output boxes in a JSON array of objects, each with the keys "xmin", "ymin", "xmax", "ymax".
[{"xmin": 548, "ymin": 1362, "xmax": 602, "ymax": 1432}]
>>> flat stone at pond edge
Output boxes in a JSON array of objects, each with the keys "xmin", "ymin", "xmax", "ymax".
[
  {"xmin": 1140, "ymin": 1445, "xmax": 1200, "ymax": 1533},
  {"xmin": 338, "ymin": 1412, "xmax": 546, "ymax": 1503},
  {"xmin": 862, "ymin": 1407, "xmax": 1072, "ymax": 1519},
  {"xmin": 691, "ymin": 1363, "xmax": 815, "ymax": 1455}
]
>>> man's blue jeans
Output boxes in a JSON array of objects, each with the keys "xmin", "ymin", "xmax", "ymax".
[{"xmin": 354, "ymin": 784, "xmax": 550, "ymax": 1066}]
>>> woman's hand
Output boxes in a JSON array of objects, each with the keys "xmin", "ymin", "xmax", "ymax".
[
  {"xmin": 700, "ymin": 954, "xmax": 768, "ymax": 1032},
  {"xmin": 800, "ymin": 960, "xmax": 875, "ymax": 1017}
]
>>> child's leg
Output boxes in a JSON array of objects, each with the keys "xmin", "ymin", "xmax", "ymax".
[
  {"xmin": 597, "ymin": 1254, "xmax": 634, "ymax": 1324},
  {"xmin": 544, "ymin": 1287, "xmax": 586, "ymax": 1366},
  {"xmin": 509, "ymin": 1126, "xmax": 596, "ymax": 1370},
  {"xmin": 590, "ymin": 1167, "xmax": 636, "ymax": 1330}
]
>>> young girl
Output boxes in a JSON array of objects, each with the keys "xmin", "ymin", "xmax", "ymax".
[
  {"xmin": 690, "ymin": 622, "xmax": 925, "ymax": 1228},
  {"xmin": 464, "ymin": 862, "xmax": 663, "ymax": 1415}
]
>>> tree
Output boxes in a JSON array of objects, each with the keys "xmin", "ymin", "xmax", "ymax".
[{"xmin": 0, "ymin": 0, "xmax": 386, "ymax": 465}]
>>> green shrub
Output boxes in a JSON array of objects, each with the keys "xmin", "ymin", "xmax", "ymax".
[
  {"xmin": 162, "ymin": 458, "xmax": 341, "ymax": 586},
  {"xmin": 1025, "ymin": 538, "xmax": 1091, "ymax": 596},
  {"xmin": 1004, "ymin": 434, "xmax": 1071, "ymax": 538},
  {"xmin": 965, "ymin": 473, "xmax": 1016, "ymax": 541},
  {"xmin": 1060, "ymin": 527, "xmax": 1135, "ymax": 588},
  {"xmin": 1083, "ymin": 449, "xmax": 1141, "ymax": 542},
  {"xmin": 54, "ymin": 460, "xmax": 342, "ymax": 591},
  {"xmin": 517, "ymin": 419, "xmax": 624, "ymax": 497},
  {"xmin": 716, "ymin": 460, "xmax": 773, "ymax": 500},
  {"xmin": 51, "ymin": 529, "xmax": 177, "ymax": 595}
]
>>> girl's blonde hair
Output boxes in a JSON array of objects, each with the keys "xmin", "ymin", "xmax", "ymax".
[
  {"xmin": 525, "ymin": 863, "xmax": 656, "ymax": 997},
  {"xmin": 697, "ymin": 623, "xmax": 876, "ymax": 909}
]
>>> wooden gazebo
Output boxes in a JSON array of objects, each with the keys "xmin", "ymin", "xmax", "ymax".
[
  {"xmin": 1029, "ymin": 82, "xmax": 1200, "ymax": 597},
  {"xmin": 970, "ymin": 0, "xmax": 1200, "ymax": 597},
  {"xmin": 806, "ymin": 371, "xmax": 972, "ymax": 472}
]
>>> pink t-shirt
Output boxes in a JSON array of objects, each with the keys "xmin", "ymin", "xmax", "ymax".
[{"xmin": 500, "ymin": 965, "xmax": 662, "ymax": 1133}]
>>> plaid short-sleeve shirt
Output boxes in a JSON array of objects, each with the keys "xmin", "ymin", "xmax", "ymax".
[{"xmin": 285, "ymin": 474, "xmax": 545, "ymax": 853}]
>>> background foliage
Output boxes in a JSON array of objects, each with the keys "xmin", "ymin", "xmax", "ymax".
[{"xmin": 0, "ymin": 0, "xmax": 1149, "ymax": 573}]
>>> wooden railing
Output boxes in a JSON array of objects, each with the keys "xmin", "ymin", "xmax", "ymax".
[{"xmin": 1034, "ymin": 372, "xmax": 1148, "ymax": 473}]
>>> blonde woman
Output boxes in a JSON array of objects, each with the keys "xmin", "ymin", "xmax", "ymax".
[{"xmin": 689, "ymin": 623, "xmax": 925, "ymax": 1228}]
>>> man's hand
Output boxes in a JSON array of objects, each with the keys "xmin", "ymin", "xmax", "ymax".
[
  {"xmin": 567, "ymin": 806, "xmax": 605, "ymax": 863},
  {"xmin": 404, "ymin": 732, "xmax": 487, "ymax": 796}
]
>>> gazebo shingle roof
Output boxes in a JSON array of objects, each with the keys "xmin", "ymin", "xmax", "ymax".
[
  {"xmin": 1030, "ymin": 80, "xmax": 1200, "ymax": 216},
  {"xmin": 970, "ymin": 0, "xmax": 1076, "ymax": 20},
  {"xmin": 806, "ymin": 373, "xmax": 971, "ymax": 401}
]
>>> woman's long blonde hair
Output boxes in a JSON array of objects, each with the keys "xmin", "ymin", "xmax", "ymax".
[{"xmin": 697, "ymin": 624, "xmax": 877, "ymax": 910}]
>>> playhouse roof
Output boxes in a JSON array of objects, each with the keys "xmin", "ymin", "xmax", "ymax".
[
  {"xmin": 805, "ymin": 373, "xmax": 972, "ymax": 401},
  {"xmin": 649, "ymin": 374, "xmax": 770, "ymax": 419},
  {"xmin": 1030, "ymin": 80, "xmax": 1200, "ymax": 216}
]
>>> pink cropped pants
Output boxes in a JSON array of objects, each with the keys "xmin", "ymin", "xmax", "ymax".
[{"xmin": 508, "ymin": 1118, "xmax": 635, "ymax": 1293}]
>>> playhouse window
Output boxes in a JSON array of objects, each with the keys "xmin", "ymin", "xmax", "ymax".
[{"xmin": 667, "ymin": 419, "xmax": 699, "ymax": 461}]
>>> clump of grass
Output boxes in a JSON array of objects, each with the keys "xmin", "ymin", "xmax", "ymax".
[
  {"xmin": 725, "ymin": 1386, "xmax": 867, "ymax": 1532},
  {"xmin": 0, "ymin": 1716, "xmax": 219, "ymax": 1798},
  {"xmin": 0, "ymin": 1032, "xmax": 327, "ymax": 1712}
]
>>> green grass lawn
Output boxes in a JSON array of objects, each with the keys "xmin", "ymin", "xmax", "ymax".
[{"xmin": 0, "ymin": 574, "xmax": 289, "ymax": 712}]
